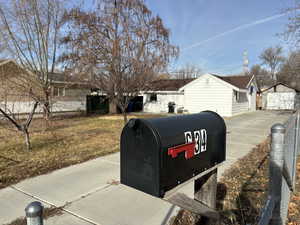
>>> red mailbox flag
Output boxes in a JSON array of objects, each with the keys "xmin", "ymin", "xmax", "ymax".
[{"xmin": 168, "ymin": 142, "xmax": 196, "ymax": 159}]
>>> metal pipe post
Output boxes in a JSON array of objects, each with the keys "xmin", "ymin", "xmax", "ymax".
[
  {"xmin": 269, "ymin": 123, "xmax": 285, "ymax": 225},
  {"xmin": 25, "ymin": 201, "xmax": 44, "ymax": 225}
]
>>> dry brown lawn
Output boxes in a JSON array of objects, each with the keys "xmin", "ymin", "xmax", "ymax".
[
  {"xmin": 0, "ymin": 113, "xmax": 166, "ymax": 189},
  {"xmin": 172, "ymin": 139, "xmax": 300, "ymax": 225}
]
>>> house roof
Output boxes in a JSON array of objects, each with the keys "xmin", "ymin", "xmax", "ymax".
[
  {"xmin": 178, "ymin": 73, "xmax": 255, "ymax": 92},
  {"xmin": 150, "ymin": 78, "xmax": 195, "ymax": 91},
  {"xmin": 0, "ymin": 59, "xmax": 8, "ymax": 63},
  {"xmin": 212, "ymin": 74, "xmax": 253, "ymax": 89},
  {"xmin": 0, "ymin": 59, "xmax": 93, "ymax": 88},
  {"xmin": 0, "ymin": 59, "xmax": 13, "ymax": 66},
  {"xmin": 261, "ymin": 82, "xmax": 300, "ymax": 93},
  {"xmin": 48, "ymin": 72, "xmax": 67, "ymax": 82}
]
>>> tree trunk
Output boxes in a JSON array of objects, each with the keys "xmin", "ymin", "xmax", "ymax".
[
  {"xmin": 43, "ymin": 102, "xmax": 51, "ymax": 120},
  {"xmin": 23, "ymin": 128, "xmax": 31, "ymax": 151},
  {"xmin": 109, "ymin": 101, "xmax": 117, "ymax": 114},
  {"xmin": 0, "ymin": 102, "xmax": 38, "ymax": 151},
  {"xmin": 123, "ymin": 110, "xmax": 128, "ymax": 124},
  {"xmin": 43, "ymin": 90, "xmax": 51, "ymax": 121}
]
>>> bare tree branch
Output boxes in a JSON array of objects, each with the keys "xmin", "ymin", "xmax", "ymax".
[
  {"xmin": 61, "ymin": 0, "xmax": 179, "ymax": 123},
  {"xmin": 0, "ymin": 0, "xmax": 66, "ymax": 120},
  {"xmin": 259, "ymin": 46, "xmax": 285, "ymax": 81}
]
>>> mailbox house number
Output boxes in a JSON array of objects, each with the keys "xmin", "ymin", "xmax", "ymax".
[
  {"xmin": 184, "ymin": 130, "xmax": 207, "ymax": 154},
  {"xmin": 167, "ymin": 129, "xmax": 207, "ymax": 160}
]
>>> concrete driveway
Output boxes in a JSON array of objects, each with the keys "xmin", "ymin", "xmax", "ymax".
[{"xmin": 0, "ymin": 110, "xmax": 291, "ymax": 225}]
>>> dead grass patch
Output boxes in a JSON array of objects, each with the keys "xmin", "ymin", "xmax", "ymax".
[
  {"xmin": 0, "ymin": 113, "xmax": 164, "ymax": 189},
  {"xmin": 171, "ymin": 138, "xmax": 300, "ymax": 225}
]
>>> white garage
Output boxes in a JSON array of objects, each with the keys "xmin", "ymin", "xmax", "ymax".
[
  {"xmin": 266, "ymin": 92, "xmax": 295, "ymax": 110},
  {"xmin": 261, "ymin": 83, "xmax": 299, "ymax": 110}
]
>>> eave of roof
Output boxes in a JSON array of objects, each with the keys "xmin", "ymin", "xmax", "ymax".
[
  {"xmin": 149, "ymin": 78, "xmax": 195, "ymax": 91},
  {"xmin": 179, "ymin": 73, "xmax": 252, "ymax": 92},
  {"xmin": 261, "ymin": 82, "xmax": 300, "ymax": 93},
  {"xmin": 212, "ymin": 74, "xmax": 253, "ymax": 89}
]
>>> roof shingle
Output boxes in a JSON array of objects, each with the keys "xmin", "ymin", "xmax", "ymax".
[
  {"xmin": 150, "ymin": 78, "xmax": 195, "ymax": 91},
  {"xmin": 213, "ymin": 74, "xmax": 252, "ymax": 89}
]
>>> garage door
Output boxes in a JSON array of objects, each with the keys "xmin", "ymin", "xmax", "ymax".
[{"xmin": 267, "ymin": 92, "xmax": 295, "ymax": 110}]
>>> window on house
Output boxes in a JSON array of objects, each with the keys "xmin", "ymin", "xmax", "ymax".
[
  {"xmin": 149, "ymin": 93, "xmax": 157, "ymax": 102},
  {"xmin": 234, "ymin": 90, "xmax": 238, "ymax": 102},
  {"xmin": 239, "ymin": 92, "xmax": 247, "ymax": 102},
  {"xmin": 234, "ymin": 91, "xmax": 247, "ymax": 103},
  {"xmin": 53, "ymin": 87, "xmax": 65, "ymax": 97}
]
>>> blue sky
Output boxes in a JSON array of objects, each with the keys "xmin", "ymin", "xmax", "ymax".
[{"xmin": 146, "ymin": 0, "xmax": 296, "ymax": 74}]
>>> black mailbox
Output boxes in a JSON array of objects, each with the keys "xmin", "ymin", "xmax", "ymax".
[{"xmin": 120, "ymin": 111, "xmax": 226, "ymax": 197}]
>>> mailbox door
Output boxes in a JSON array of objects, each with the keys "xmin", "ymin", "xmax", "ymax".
[
  {"xmin": 121, "ymin": 120, "xmax": 162, "ymax": 197},
  {"xmin": 147, "ymin": 112, "xmax": 226, "ymax": 195}
]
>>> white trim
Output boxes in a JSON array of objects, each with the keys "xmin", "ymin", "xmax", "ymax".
[
  {"xmin": 51, "ymin": 80, "xmax": 89, "ymax": 85},
  {"xmin": 237, "ymin": 89, "xmax": 247, "ymax": 93},
  {"xmin": 140, "ymin": 90, "xmax": 183, "ymax": 94},
  {"xmin": 246, "ymin": 75, "xmax": 255, "ymax": 88}
]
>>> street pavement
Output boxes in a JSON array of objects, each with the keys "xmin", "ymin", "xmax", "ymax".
[{"xmin": 0, "ymin": 110, "xmax": 291, "ymax": 225}]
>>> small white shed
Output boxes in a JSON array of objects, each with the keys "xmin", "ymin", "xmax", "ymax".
[{"xmin": 261, "ymin": 83, "xmax": 299, "ymax": 110}]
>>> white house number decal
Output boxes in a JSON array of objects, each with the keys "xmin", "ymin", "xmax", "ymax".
[{"xmin": 184, "ymin": 130, "xmax": 207, "ymax": 155}]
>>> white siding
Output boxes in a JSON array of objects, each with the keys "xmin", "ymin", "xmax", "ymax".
[
  {"xmin": 232, "ymin": 91, "xmax": 249, "ymax": 115},
  {"xmin": 232, "ymin": 80, "xmax": 257, "ymax": 115},
  {"xmin": 232, "ymin": 92, "xmax": 256, "ymax": 115},
  {"xmin": 266, "ymin": 92, "xmax": 295, "ymax": 110},
  {"xmin": 262, "ymin": 84, "xmax": 296, "ymax": 110},
  {"xmin": 249, "ymin": 91, "xmax": 256, "ymax": 111},
  {"xmin": 143, "ymin": 92, "xmax": 184, "ymax": 113},
  {"xmin": 249, "ymin": 83, "xmax": 257, "ymax": 111},
  {"xmin": 183, "ymin": 74, "xmax": 233, "ymax": 116},
  {"xmin": 0, "ymin": 100, "xmax": 86, "ymax": 114},
  {"xmin": 0, "ymin": 101, "xmax": 43, "ymax": 114},
  {"xmin": 51, "ymin": 100, "xmax": 86, "ymax": 112}
]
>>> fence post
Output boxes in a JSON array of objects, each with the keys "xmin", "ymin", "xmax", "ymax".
[
  {"xmin": 194, "ymin": 168, "xmax": 218, "ymax": 224},
  {"xmin": 293, "ymin": 112, "xmax": 299, "ymax": 185},
  {"xmin": 295, "ymin": 111, "xmax": 300, "ymax": 157},
  {"xmin": 269, "ymin": 123, "xmax": 285, "ymax": 225},
  {"xmin": 25, "ymin": 201, "xmax": 44, "ymax": 225}
]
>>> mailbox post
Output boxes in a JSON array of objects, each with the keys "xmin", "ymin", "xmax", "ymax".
[{"xmin": 120, "ymin": 111, "xmax": 226, "ymax": 221}]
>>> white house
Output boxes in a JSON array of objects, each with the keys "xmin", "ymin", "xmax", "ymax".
[
  {"xmin": 143, "ymin": 79, "xmax": 192, "ymax": 113},
  {"xmin": 0, "ymin": 59, "xmax": 91, "ymax": 114},
  {"xmin": 143, "ymin": 73, "xmax": 257, "ymax": 117}
]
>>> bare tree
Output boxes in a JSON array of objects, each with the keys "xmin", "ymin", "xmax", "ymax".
[
  {"xmin": 283, "ymin": 2, "xmax": 300, "ymax": 48},
  {"xmin": 259, "ymin": 46, "xmax": 285, "ymax": 81},
  {"xmin": 278, "ymin": 50, "xmax": 300, "ymax": 89},
  {"xmin": 0, "ymin": 60, "xmax": 44, "ymax": 150},
  {"xmin": 250, "ymin": 64, "xmax": 274, "ymax": 88},
  {"xmin": 0, "ymin": 0, "xmax": 66, "ymax": 120},
  {"xmin": 155, "ymin": 73, "xmax": 172, "ymax": 80},
  {"xmin": 171, "ymin": 63, "xmax": 202, "ymax": 79},
  {"xmin": 61, "ymin": 0, "xmax": 179, "ymax": 123}
]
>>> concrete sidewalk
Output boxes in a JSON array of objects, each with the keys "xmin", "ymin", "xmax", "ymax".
[{"xmin": 0, "ymin": 110, "xmax": 291, "ymax": 225}]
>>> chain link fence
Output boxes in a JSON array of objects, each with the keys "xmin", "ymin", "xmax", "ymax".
[{"xmin": 258, "ymin": 111, "xmax": 299, "ymax": 225}]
